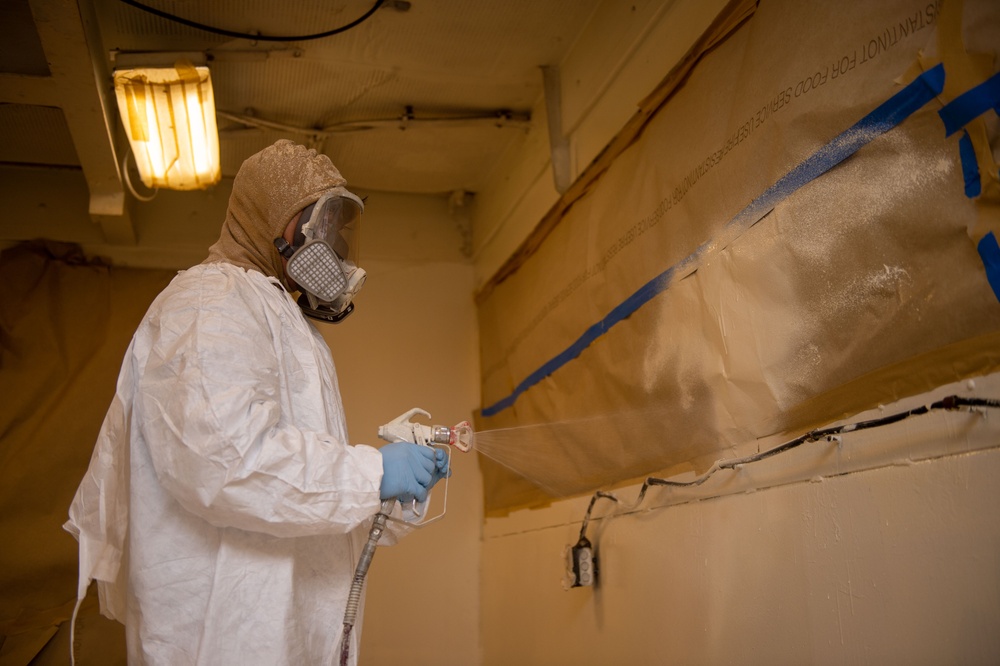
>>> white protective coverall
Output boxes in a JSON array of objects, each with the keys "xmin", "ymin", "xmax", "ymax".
[{"xmin": 65, "ymin": 141, "xmax": 404, "ymax": 665}]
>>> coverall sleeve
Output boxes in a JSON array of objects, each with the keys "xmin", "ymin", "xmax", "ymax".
[{"xmin": 135, "ymin": 276, "xmax": 383, "ymax": 538}]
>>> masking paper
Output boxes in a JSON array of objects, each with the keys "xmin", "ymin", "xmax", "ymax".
[
  {"xmin": 0, "ymin": 243, "xmax": 173, "ymax": 664},
  {"xmin": 475, "ymin": 0, "xmax": 1000, "ymax": 512}
]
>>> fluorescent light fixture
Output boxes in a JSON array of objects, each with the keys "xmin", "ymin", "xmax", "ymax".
[{"xmin": 113, "ymin": 62, "xmax": 221, "ymax": 190}]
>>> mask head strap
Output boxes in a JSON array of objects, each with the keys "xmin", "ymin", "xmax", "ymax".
[
  {"xmin": 273, "ymin": 201, "xmax": 318, "ymax": 259},
  {"xmin": 292, "ymin": 202, "xmax": 316, "ymax": 249}
]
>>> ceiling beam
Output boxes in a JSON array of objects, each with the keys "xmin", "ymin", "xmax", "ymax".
[
  {"xmin": 0, "ymin": 73, "xmax": 60, "ymax": 106},
  {"xmin": 28, "ymin": 0, "xmax": 135, "ymax": 244}
]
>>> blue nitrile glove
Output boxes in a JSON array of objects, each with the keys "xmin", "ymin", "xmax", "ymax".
[
  {"xmin": 432, "ymin": 448, "xmax": 451, "ymax": 482},
  {"xmin": 379, "ymin": 442, "xmax": 436, "ymax": 503}
]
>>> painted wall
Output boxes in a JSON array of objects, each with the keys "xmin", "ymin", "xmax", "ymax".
[
  {"xmin": 320, "ymin": 192, "xmax": 483, "ymax": 665},
  {"xmin": 480, "ymin": 378, "xmax": 1000, "ymax": 665}
]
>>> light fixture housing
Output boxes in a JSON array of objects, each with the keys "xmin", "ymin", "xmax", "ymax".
[{"xmin": 113, "ymin": 62, "xmax": 221, "ymax": 190}]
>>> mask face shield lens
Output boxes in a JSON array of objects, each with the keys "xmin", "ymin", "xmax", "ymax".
[{"xmin": 300, "ymin": 192, "xmax": 363, "ymax": 265}]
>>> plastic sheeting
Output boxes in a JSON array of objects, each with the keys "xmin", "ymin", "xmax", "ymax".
[
  {"xmin": 0, "ymin": 243, "xmax": 173, "ymax": 664},
  {"xmin": 475, "ymin": 0, "xmax": 1000, "ymax": 512}
]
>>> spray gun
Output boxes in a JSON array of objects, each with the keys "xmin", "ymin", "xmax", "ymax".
[
  {"xmin": 379, "ymin": 407, "xmax": 474, "ymax": 450},
  {"xmin": 377, "ymin": 408, "xmax": 473, "ymax": 520},
  {"xmin": 339, "ymin": 409, "xmax": 473, "ymax": 666}
]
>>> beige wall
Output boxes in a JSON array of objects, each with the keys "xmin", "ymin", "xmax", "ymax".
[
  {"xmin": 479, "ymin": 376, "xmax": 1000, "ymax": 665},
  {"xmin": 320, "ymin": 194, "xmax": 483, "ymax": 665}
]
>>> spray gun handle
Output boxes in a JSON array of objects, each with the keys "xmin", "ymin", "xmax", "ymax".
[{"xmin": 378, "ymin": 408, "xmax": 433, "ymax": 446}]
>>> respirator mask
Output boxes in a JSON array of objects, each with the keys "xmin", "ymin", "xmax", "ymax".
[{"xmin": 274, "ymin": 190, "xmax": 366, "ymax": 323}]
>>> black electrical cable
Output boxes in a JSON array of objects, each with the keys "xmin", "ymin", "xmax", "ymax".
[
  {"xmin": 577, "ymin": 491, "xmax": 617, "ymax": 542},
  {"xmin": 117, "ymin": 0, "xmax": 385, "ymax": 42},
  {"xmin": 576, "ymin": 395, "xmax": 1000, "ymax": 539}
]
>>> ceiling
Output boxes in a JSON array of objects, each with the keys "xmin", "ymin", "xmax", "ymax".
[{"xmin": 1, "ymin": 0, "xmax": 603, "ymax": 235}]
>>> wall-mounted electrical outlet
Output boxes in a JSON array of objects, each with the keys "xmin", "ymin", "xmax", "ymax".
[{"xmin": 566, "ymin": 536, "xmax": 597, "ymax": 588}]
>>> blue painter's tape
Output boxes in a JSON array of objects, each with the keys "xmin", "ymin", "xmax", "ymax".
[
  {"xmin": 978, "ymin": 232, "xmax": 1000, "ymax": 302},
  {"xmin": 938, "ymin": 71, "xmax": 1000, "ymax": 136},
  {"xmin": 481, "ymin": 64, "xmax": 946, "ymax": 418},
  {"xmin": 730, "ymin": 64, "xmax": 945, "ymax": 231},
  {"xmin": 483, "ymin": 267, "xmax": 678, "ymax": 416},
  {"xmin": 959, "ymin": 130, "xmax": 981, "ymax": 198}
]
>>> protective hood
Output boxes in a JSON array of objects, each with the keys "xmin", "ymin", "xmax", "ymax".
[{"xmin": 204, "ymin": 140, "xmax": 355, "ymax": 292}]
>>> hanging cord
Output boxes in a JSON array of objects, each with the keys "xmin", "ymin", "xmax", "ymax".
[
  {"xmin": 118, "ymin": 0, "xmax": 385, "ymax": 42},
  {"xmin": 68, "ymin": 595, "xmax": 84, "ymax": 666},
  {"xmin": 122, "ymin": 146, "xmax": 158, "ymax": 202},
  {"xmin": 576, "ymin": 395, "xmax": 1000, "ymax": 538}
]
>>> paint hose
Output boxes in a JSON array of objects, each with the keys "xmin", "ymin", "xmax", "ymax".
[{"xmin": 339, "ymin": 499, "xmax": 394, "ymax": 666}]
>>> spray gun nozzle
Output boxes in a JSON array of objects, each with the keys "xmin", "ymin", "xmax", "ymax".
[{"xmin": 449, "ymin": 421, "xmax": 474, "ymax": 452}]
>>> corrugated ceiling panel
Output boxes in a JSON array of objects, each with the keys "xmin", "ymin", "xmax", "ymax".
[
  {"xmin": 210, "ymin": 58, "xmax": 400, "ymax": 123},
  {"xmin": 97, "ymin": 0, "xmax": 230, "ymax": 47},
  {"xmin": 0, "ymin": 0, "xmax": 50, "ymax": 76},
  {"xmin": 0, "ymin": 105, "xmax": 79, "ymax": 166},
  {"xmin": 99, "ymin": 0, "xmax": 379, "ymax": 47},
  {"xmin": 398, "ymin": 1, "xmax": 595, "ymax": 75},
  {"xmin": 326, "ymin": 122, "xmax": 527, "ymax": 193}
]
